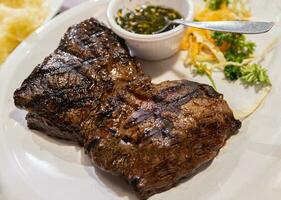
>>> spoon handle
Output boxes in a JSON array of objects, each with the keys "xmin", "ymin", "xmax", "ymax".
[{"xmin": 174, "ymin": 20, "xmax": 274, "ymax": 34}]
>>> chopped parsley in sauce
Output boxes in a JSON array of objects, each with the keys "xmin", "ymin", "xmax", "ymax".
[{"xmin": 116, "ymin": 5, "xmax": 183, "ymax": 35}]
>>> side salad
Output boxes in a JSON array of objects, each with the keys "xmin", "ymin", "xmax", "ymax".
[{"xmin": 181, "ymin": 0, "xmax": 271, "ymax": 89}]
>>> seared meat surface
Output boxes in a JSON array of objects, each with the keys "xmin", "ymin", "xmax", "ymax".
[
  {"xmin": 14, "ymin": 18, "xmax": 241, "ymax": 199},
  {"xmin": 14, "ymin": 18, "xmax": 148, "ymax": 144}
]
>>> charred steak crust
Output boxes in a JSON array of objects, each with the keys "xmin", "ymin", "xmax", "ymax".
[
  {"xmin": 14, "ymin": 18, "xmax": 148, "ymax": 144},
  {"xmin": 14, "ymin": 18, "xmax": 241, "ymax": 199},
  {"xmin": 84, "ymin": 80, "xmax": 241, "ymax": 199}
]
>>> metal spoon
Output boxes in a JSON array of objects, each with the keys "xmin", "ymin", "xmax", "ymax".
[{"xmin": 153, "ymin": 19, "xmax": 274, "ymax": 34}]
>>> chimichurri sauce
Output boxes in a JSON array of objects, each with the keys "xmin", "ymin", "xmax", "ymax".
[{"xmin": 116, "ymin": 5, "xmax": 183, "ymax": 35}]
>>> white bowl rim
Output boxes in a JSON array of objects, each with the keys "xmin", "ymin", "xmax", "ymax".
[{"xmin": 107, "ymin": 0, "xmax": 194, "ymax": 42}]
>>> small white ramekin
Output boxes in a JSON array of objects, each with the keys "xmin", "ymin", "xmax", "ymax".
[{"xmin": 107, "ymin": 0, "xmax": 194, "ymax": 61}]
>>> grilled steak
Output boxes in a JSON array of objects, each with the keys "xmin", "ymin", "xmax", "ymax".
[
  {"xmin": 14, "ymin": 18, "xmax": 241, "ymax": 199},
  {"xmin": 14, "ymin": 18, "xmax": 149, "ymax": 144}
]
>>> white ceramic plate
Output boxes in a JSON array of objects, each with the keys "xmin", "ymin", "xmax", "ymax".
[
  {"xmin": 1, "ymin": 0, "xmax": 281, "ymax": 200},
  {"xmin": 45, "ymin": 0, "xmax": 64, "ymax": 20}
]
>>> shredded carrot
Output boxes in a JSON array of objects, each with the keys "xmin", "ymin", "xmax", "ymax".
[{"xmin": 181, "ymin": 0, "xmax": 251, "ymax": 72}]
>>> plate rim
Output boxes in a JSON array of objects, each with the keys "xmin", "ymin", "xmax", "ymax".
[{"xmin": 46, "ymin": 0, "xmax": 64, "ymax": 21}]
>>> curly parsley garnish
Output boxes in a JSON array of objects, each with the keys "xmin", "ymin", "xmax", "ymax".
[
  {"xmin": 241, "ymin": 64, "xmax": 271, "ymax": 86},
  {"xmin": 224, "ymin": 64, "xmax": 271, "ymax": 86},
  {"xmin": 212, "ymin": 32, "xmax": 255, "ymax": 63},
  {"xmin": 212, "ymin": 32, "xmax": 271, "ymax": 86},
  {"xmin": 224, "ymin": 65, "xmax": 242, "ymax": 81}
]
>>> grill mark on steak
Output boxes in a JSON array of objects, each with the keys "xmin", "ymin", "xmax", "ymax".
[
  {"xmin": 124, "ymin": 82, "xmax": 215, "ymax": 130},
  {"xmin": 14, "ymin": 18, "xmax": 241, "ymax": 200}
]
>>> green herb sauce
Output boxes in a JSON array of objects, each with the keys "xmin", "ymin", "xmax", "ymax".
[{"xmin": 116, "ymin": 5, "xmax": 183, "ymax": 35}]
